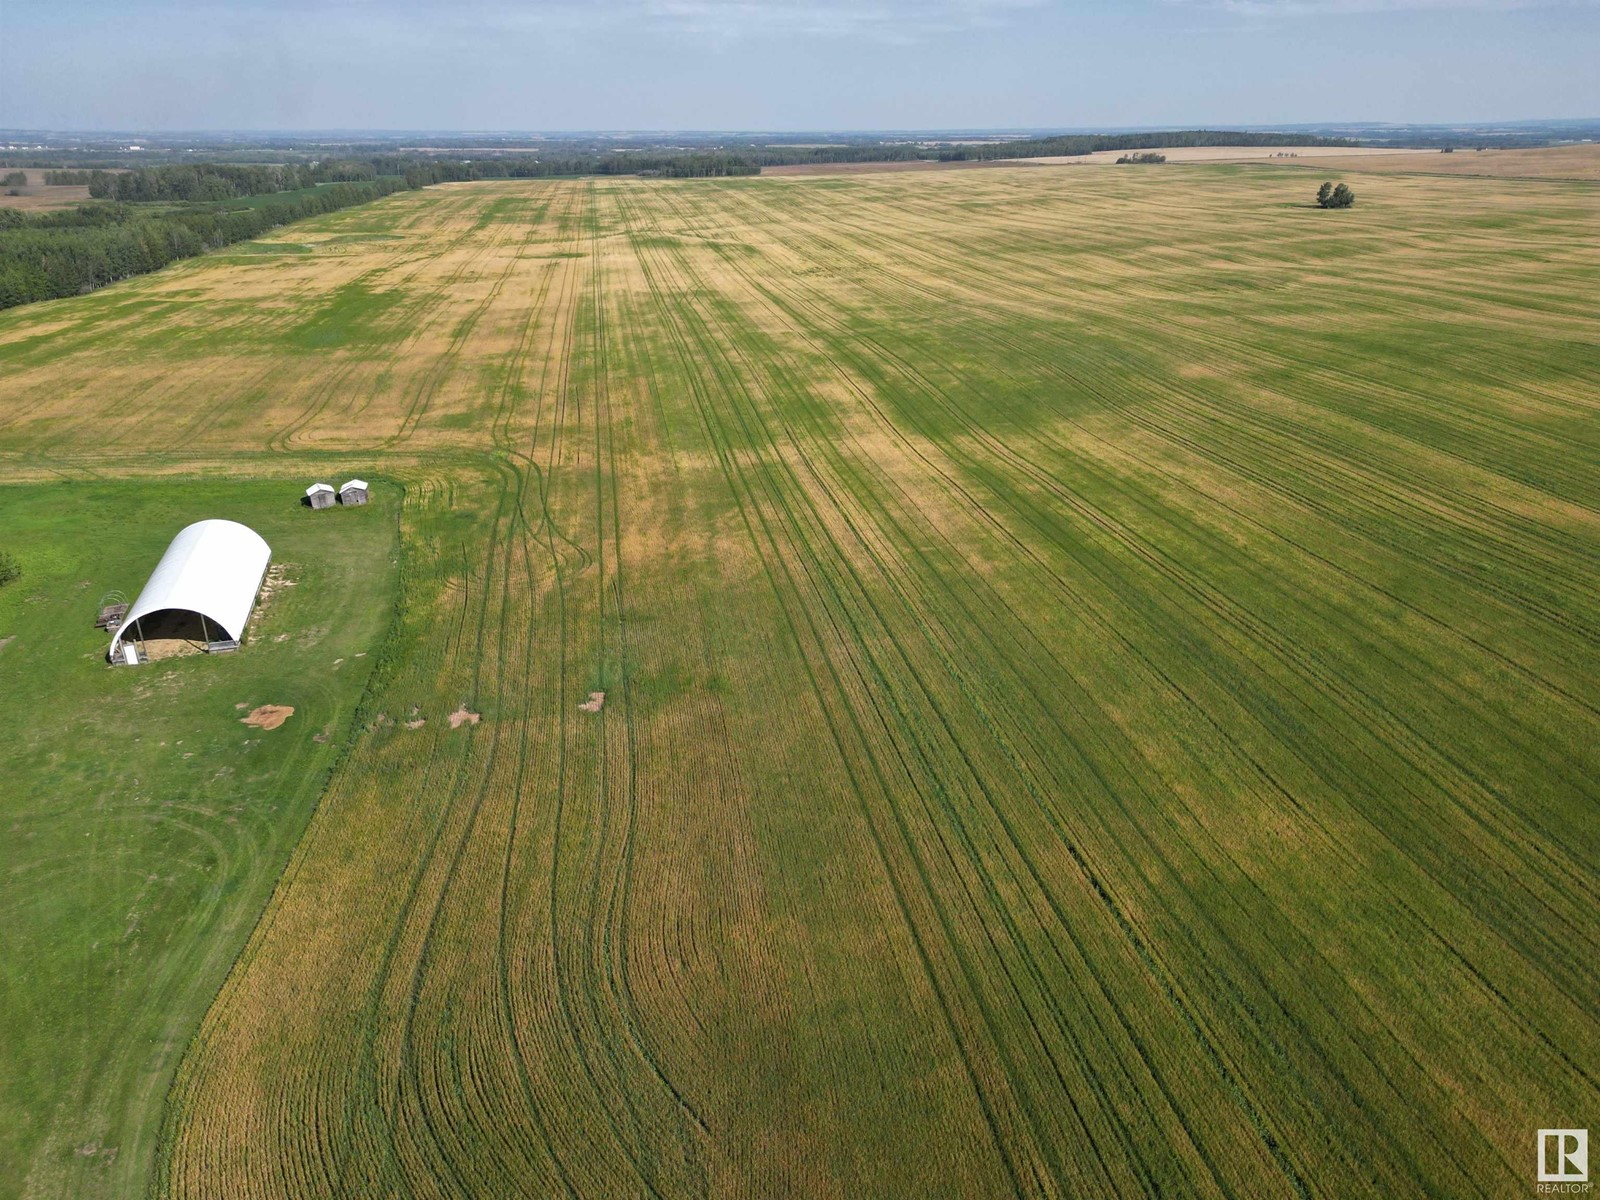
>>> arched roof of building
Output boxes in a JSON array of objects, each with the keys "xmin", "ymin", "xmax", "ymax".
[{"xmin": 109, "ymin": 520, "xmax": 272, "ymax": 656}]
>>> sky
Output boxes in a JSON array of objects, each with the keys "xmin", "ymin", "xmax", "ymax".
[{"xmin": 1, "ymin": 0, "xmax": 1596, "ymax": 132}]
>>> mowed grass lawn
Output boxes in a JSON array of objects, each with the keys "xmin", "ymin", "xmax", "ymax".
[
  {"xmin": 0, "ymin": 164, "xmax": 1595, "ymax": 1198},
  {"xmin": 0, "ymin": 480, "xmax": 398, "ymax": 1199}
]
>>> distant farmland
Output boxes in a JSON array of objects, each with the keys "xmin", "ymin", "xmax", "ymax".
[{"xmin": 0, "ymin": 164, "xmax": 1596, "ymax": 1199}]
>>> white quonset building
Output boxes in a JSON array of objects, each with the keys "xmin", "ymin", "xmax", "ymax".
[{"xmin": 108, "ymin": 520, "xmax": 272, "ymax": 664}]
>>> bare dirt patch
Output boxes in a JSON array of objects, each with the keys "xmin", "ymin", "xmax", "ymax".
[
  {"xmin": 238, "ymin": 562, "xmax": 299, "ymax": 646},
  {"xmin": 240, "ymin": 705, "xmax": 295, "ymax": 730},
  {"xmin": 448, "ymin": 707, "xmax": 481, "ymax": 729},
  {"xmin": 130, "ymin": 609, "xmax": 212, "ymax": 660},
  {"xmin": 578, "ymin": 691, "xmax": 606, "ymax": 713},
  {"xmin": 258, "ymin": 563, "xmax": 297, "ymax": 603},
  {"xmin": 0, "ymin": 636, "xmax": 13, "ymax": 652}
]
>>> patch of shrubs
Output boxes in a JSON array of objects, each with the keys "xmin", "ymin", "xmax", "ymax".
[
  {"xmin": 0, "ymin": 550, "xmax": 20, "ymax": 588},
  {"xmin": 1317, "ymin": 181, "xmax": 1356, "ymax": 209}
]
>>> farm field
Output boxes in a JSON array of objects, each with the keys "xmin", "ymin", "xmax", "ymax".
[
  {"xmin": 1274, "ymin": 141, "xmax": 1600, "ymax": 182},
  {"xmin": 0, "ymin": 479, "xmax": 399, "ymax": 1199},
  {"xmin": 761, "ymin": 145, "xmax": 1436, "ymax": 177},
  {"xmin": 0, "ymin": 163, "xmax": 1596, "ymax": 1198},
  {"xmin": 0, "ymin": 168, "xmax": 95, "ymax": 211}
]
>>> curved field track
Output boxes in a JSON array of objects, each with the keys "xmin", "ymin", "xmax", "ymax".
[{"xmin": 0, "ymin": 164, "xmax": 1597, "ymax": 1198}]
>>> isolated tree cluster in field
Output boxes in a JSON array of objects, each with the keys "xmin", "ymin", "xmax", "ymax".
[{"xmin": 1317, "ymin": 181, "xmax": 1356, "ymax": 209}]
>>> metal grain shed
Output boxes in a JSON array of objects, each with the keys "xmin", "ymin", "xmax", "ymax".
[{"xmin": 108, "ymin": 520, "xmax": 271, "ymax": 663}]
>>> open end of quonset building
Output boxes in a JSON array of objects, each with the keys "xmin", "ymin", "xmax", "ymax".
[{"xmin": 108, "ymin": 519, "xmax": 271, "ymax": 665}]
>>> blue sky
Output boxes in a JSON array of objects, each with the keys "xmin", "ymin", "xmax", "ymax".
[{"xmin": 1, "ymin": 0, "xmax": 1595, "ymax": 131}]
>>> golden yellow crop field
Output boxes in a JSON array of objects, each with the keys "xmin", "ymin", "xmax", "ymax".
[
  {"xmin": 1, "ymin": 164, "xmax": 1596, "ymax": 1198},
  {"xmin": 1276, "ymin": 141, "xmax": 1600, "ymax": 181}
]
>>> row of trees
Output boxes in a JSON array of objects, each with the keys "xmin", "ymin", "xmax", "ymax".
[
  {"xmin": 82, "ymin": 160, "xmax": 382, "ymax": 202},
  {"xmin": 378, "ymin": 131, "xmax": 1345, "ymax": 181},
  {"xmin": 0, "ymin": 177, "xmax": 408, "ymax": 310},
  {"xmin": 383, "ymin": 152, "xmax": 758, "ymax": 187},
  {"xmin": 6, "ymin": 130, "xmax": 1357, "ymax": 189},
  {"xmin": 34, "ymin": 154, "xmax": 759, "ymax": 203},
  {"xmin": 928, "ymin": 129, "xmax": 1351, "ymax": 164}
]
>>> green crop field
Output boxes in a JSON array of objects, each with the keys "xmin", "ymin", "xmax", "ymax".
[{"xmin": 0, "ymin": 164, "xmax": 1595, "ymax": 1198}]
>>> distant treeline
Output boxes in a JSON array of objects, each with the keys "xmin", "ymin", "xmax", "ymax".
[
  {"xmin": 81, "ymin": 160, "xmax": 383, "ymax": 201},
  {"xmin": 7, "ymin": 130, "xmax": 1356, "ymax": 183},
  {"xmin": 591, "ymin": 130, "xmax": 1352, "ymax": 169},
  {"xmin": 383, "ymin": 153, "xmax": 760, "ymax": 185},
  {"xmin": 37, "ymin": 154, "xmax": 755, "ymax": 199},
  {"xmin": 936, "ymin": 129, "xmax": 1353, "ymax": 161},
  {"xmin": 361, "ymin": 133, "xmax": 1351, "ymax": 182},
  {"xmin": 0, "ymin": 177, "xmax": 406, "ymax": 310}
]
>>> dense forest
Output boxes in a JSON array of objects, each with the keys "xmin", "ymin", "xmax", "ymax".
[
  {"xmin": 82, "ymin": 160, "xmax": 382, "ymax": 201},
  {"xmin": 0, "ymin": 178, "xmax": 407, "ymax": 310}
]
